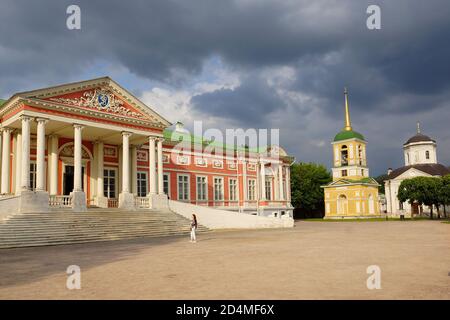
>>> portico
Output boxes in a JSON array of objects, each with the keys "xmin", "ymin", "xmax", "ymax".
[{"xmin": 0, "ymin": 77, "xmax": 171, "ymax": 213}]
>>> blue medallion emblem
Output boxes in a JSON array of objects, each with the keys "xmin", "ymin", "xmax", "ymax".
[{"xmin": 97, "ymin": 93, "xmax": 109, "ymax": 108}]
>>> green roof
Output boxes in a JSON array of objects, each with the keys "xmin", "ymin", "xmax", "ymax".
[
  {"xmin": 0, "ymin": 99, "xmax": 6, "ymax": 107},
  {"xmin": 334, "ymin": 130, "xmax": 365, "ymax": 142},
  {"xmin": 163, "ymin": 128, "xmax": 269, "ymax": 154}
]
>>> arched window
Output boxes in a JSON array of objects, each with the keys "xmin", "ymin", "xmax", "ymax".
[
  {"xmin": 358, "ymin": 145, "xmax": 363, "ymax": 165},
  {"xmin": 425, "ymin": 151, "xmax": 430, "ymax": 160},
  {"xmin": 340, "ymin": 145, "xmax": 348, "ymax": 165}
]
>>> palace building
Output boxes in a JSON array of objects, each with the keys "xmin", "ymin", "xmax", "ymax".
[
  {"xmin": 322, "ymin": 89, "xmax": 381, "ymax": 219},
  {"xmin": 0, "ymin": 77, "xmax": 294, "ymax": 218}
]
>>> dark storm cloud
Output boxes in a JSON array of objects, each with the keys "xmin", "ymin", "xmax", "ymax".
[{"xmin": 1, "ymin": 0, "xmax": 450, "ymax": 174}]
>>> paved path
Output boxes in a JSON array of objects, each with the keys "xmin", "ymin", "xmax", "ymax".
[{"xmin": 0, "ymin": 221, "xmax": 449, "ymax": 299}]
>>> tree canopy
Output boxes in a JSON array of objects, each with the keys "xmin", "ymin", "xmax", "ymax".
[{"xmin": 290, "ymin": 162, "xmax": 332, "ymax": 211}]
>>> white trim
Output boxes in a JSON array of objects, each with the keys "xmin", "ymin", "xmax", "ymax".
[
  {"xmin": 195, "ymin": 174, "xmax": 208, "ymax": 202},
  {"xmin": 228, "ymin": 177, "xmax": 239, "ymax": 202},
  {"xmin": 163, "ymin": 172, "xmax": 170, "ymax": 196},
  {"xmin": 213, "ymin": 176, "xmax": 224, "ymax": 202},
  {"xmin": 176, "ymin": 173, "xmax": 190, "ymax": 201},
  {"xmin": 103, "ymin": 166, "xmax": 118, "ymax": 199}
]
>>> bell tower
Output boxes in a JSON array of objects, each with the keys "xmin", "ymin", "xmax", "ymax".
[{"xmin": 331, "ymin": 88, "xmax": 369, "ymax": 181}]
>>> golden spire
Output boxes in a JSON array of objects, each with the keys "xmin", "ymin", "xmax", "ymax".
[{"xmin": 344, "ymin": 87, "xmax": 352, "ymax": 131}]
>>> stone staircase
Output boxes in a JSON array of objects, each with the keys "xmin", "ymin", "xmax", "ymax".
[{"xmin": 0, "ymin": 209, "xmax": 209, "ymax": 249}]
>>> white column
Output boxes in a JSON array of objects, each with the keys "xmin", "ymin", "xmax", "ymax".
[
  {"xmin": 286, "ymin": 166, "xmax": 291, "ymax": 202},
  {"xmin": 21, "ymin": 116, "xmax": 32, "ymax": 191},
  {"xmin": 1, "ymin": 128, "xmax": 12, "ymax": 194},
  {"xmin": 260, "ymin": 161, "xmax": 266, "ymax": 200},
  {"xmin": 157, "ymin": 138, "xmax": 164, "ymax": 194},
  {"xmin": 97, "ymin": 141, "xmax": 104, "ymax": 197},
  {"xmin": 35, "ymin": 118, "xmax": 48, "ymax": 191},
  {"xmin": 131, "ymin": 145, "xmax": 137, "ymax": 195},
  {"xmin": 121, "ymin": 132, "xmax": 131, "ymax": 193},
  {"xmin": 73, "ymin": 124, "xmax": 84, "ymax": 192},
  {"xmin": 48, "ymin": 135, "xmax": 59, "ymax": 195},
  {"xmin": 148, "ymin": 137, "xmax": 156, "ymax": 194},
  {"xmin": 15, "ymin": 131, "xmax": 22, "ymax": 194},
  {"xmin": 278, "ymin": 164, "xmax": 284, "ymax": 201}
]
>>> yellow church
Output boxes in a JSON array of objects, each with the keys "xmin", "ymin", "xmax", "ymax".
[{"xmin": 322, "ymin": 88, "xmax": 381, "ymax": 219}]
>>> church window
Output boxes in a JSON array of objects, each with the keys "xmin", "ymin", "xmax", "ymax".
[
  {"xmin": 340, "ymin": 145, "xmax": 348, "ymax": 165},
  {"xmin": 358, "ymin": 145, "xmax": 363, "ymax": 165},
  {"xmin": 342, "ymin": 170, "xmax": 348, "ymax": 177},
  {"xmin": 425, "ymin": 151, "xmax": 430, "ymax": 160}
]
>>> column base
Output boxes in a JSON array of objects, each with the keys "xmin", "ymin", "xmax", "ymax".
[
  {"xmin": 119, "ymin": 192, "xmax": 136, "ymax": 211},
  {"xmin": 71, "ymin": 191, "xmax": 87, "ymax": 212},
  {"xmin": 19, "ymin": 190, "xmax": 49, "ymax": 213},
  {"xmin": 96, "ymin": 196, "xmax": 108, "ymax": 208},
  {"xmin": 150, "ymin": 194, "xmax": 169, "ymax": 209}
]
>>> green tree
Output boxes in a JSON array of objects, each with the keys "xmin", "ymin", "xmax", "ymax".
[
  {"xmin": 440, "ymin": 175, "xmax": 450, "ymax": 218},
  {"xmin": 375, "ymin": 174, "xmax": 388, "ymax": 194},
  {"xmin": 290, "ymin": 162, "xmax": 332, "ymax": 211},
  {"xmin": 398, "ymin": 176, "xmax": 442, "ymax": 219}
]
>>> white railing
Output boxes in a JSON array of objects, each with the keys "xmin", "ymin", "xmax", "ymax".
[
  {"xmin": 135, "ymin": 197, "xmax": 150, "ymax": 208},
  {"xmin": 49, "ymin": 195, "xmax": 72, "ymax": 208}
]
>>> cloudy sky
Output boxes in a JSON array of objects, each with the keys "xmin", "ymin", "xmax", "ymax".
[{"xmin": 1, "ymin": 0, "xmax": 450, "ymax": 175}]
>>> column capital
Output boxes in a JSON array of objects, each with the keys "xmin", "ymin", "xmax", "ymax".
[
  {"xmin": 156, "ymin": 137, "xmax": 165, "ymax": 142},
  {"xmin": 35, "ymin": 117, "xmax": 49, "ymax": 124},
  {"xmin": 122, "ymin": 131, "xmax": 132, "ymax": 138},
  {"xmin": 1, "ymin": 127, "xmax": 13, "ymax": 133},
  {"xmin": 48, "ymin": 133, "xmax": 59, "ymax": 139},
  {"xmin": 73, "ymin": 123, "xmax": 85, "ymax": 130},
  {"xmin": 93, "ymin": 140, "xmax": 104, "ymax": 145},
  {"xmin": 148, "ymin": 136, "xmax": 157, "ymax": 142},
  {"xmin": 19, "ymin": 115, "xmax": 33, "ymax": 122}
]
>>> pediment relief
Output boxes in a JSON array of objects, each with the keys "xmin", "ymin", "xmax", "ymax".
[{"xmin": 46, "ymin": 87, "xmax": 147, "ymax": 120}]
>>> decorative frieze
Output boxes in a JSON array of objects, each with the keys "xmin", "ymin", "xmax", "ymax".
[{"xmin": 49, "ymin": 88, "xmax": 144, "ymax": 119}]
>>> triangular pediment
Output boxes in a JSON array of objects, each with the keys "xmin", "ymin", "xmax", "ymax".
[
  {"xmin": 395, "ymin": 168, "xmax": 433, "ymax": 180},
  {"xmin": 15, "ymin": 77, "xmax": 171, "ymax": 128}
]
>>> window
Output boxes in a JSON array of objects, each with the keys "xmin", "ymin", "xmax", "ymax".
[
  {"xmin": 361, "ymin": 169, "xmax": 364, "ymax": 176},
  {"xmin": 163, "ymin": 173, "xmax": 170, "ymax": 195},
  {"xmin": 177, "ymin": 175, "xmax": 190, "ymax": 201},
  {"xmin": 342, "ymin": 170, "xmax": 348, "ymax": 177},
  {"xmin": 196, "ymin": 176, "xmax": 207, "ymax": 201},
  {"xmin": 104, "ymin": 169, "xmax": 116, "ymax": 198},
  {"xmin": 229, "ymin": 178, "xmax": 238, "ymax": 201},
  {"xmin": 136, "ymin": 172, "xmax": 147, "ymax": 197},
  {"xmin": 399, "ymin": 201, "xmax": 404, "ymax": 210},
  {"xmin": 358, "ymin": 145, "xmax": 363, "ymax": 165},
  {"xmin": 340, "ymin": 145, "xmax": 348, "ymax": 165},
  {"xmin": 248, "ymin": 179, "xmax": 256, "ymax": 201},
  {"xmin": 214, "ymin": 177, "xmax": 224, "ymax": 201},
  {"xmin": 265, "ymin": 180, "xmax": 272, "ymax": 200},
  {"xmin": 29, "ymin": 162, "xmax": 37, "ymax": 191},
  {"xmin": 426, "ymin": 151, "xmax": 430, "ymax": 160}
]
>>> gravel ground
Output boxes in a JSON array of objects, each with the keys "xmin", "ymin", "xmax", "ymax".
[{"xmin": 0, "ymin": 220, "xmax": 449, "ymax": 299}]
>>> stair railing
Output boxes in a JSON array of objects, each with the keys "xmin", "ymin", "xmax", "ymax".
[{"xmin": 49, "ymin": 195, "xmax": 72, "ymax": 208}]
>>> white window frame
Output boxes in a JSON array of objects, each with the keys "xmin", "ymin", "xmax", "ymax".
[
  {"xmin": 213, "ymin": 176, "xmax": 224, "ymax": 201},
  {"xmin": 228, "ymin": 178, "xmax": 238, "ymax": 202},
  {"xmin": 136, "ymin": 171, "xmax": 148, "ymax": 197},
  {"xmin": 177, "ymin": 174, "xmax": 190, "ymax": 201},
  {"xmin": 29, "ymin": 161, "xmax": 37, "ymax": 191},
  {"xmin": 248, "ymin": 179, "xmax": 256, "ymax": 201},
  {"xmin": 265, "ymin": 180, "xmax": 272, "ymax": 200},
  {"xmin": 196, "ymin": 175, "xmax": 208, "ymax": 201},
  {"xmin": 163, "ymin": 172, "xmax": 170, "ymax": 196},
  {"xmin": 103, "ymin": 167, "xmax": 118, "ymax": 199}
]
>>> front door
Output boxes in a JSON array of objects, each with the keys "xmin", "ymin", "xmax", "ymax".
[{"xmin": 63, "ymin": 165, "xmax": 84, "ymax": 195}]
